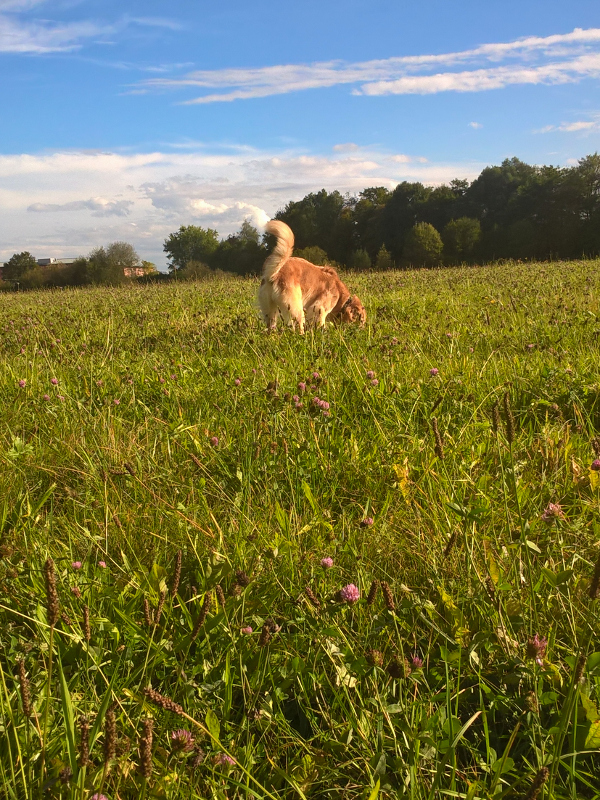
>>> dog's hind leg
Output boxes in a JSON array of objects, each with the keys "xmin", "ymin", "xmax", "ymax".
[
  {"xmin": 258, "ymin": 280, "xmax": 279, "ymax": 330},
  {"xmin": 279, "ymin": 286, "xmax": 305, "ymax": 334}
]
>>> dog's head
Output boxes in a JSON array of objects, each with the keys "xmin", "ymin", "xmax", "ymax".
[{"xmin": 340, "ymin": 295, "xmax": 367, "ymax": 326}]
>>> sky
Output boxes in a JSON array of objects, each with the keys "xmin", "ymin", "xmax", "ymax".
[{"xmin": 0, "ymin": 0, "xmax": 599, "ymax": 269}]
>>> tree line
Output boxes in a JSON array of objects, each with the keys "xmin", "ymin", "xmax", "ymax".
[
  {"xmin": 163, "ymin": 153, "xmax": 600, "ymax": 273},
  {"xmin": 3, "ymin": 153, "xmax": 599, "ymax": 289}
]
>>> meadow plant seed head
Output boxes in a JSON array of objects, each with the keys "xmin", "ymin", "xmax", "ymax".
[
  {"xmin": 170, "ymin": 729, "xmax": 195, "ymax": 753},
  {"xmin": 143, "ymin": 687, "xmax": 184, "ymax": 715},
  {"xmin": 366, "ymin": 579, "xmax": 379, "ymax": 606},
  {"xmin": 321, "ymin": 557, "xmax": 334, "ymax": 568},
  {"xmin": 589, "ymin": 550, "xmax": 600, "ymax": 600},
  {"xmin": 82, "ymin": 606, "xmax": 91, "ymax": 643},
  {"xmin": 17, "ymin": 659, "xmax": 32, "ymax": 717},
  {"xmin": 79, "ymin": 717, "xmax": 90, "ymax": 767},
  {"xmin": 155, "ymin": 590, "xmax": 166, "ymax": 625},
  {"xmin": 380, "ymin": 581, "xmax": 395, "ymax": 612},
  {"xmin": 104, "ymin": 708, "xmax": 117, "ymax": 766},
  {"xmin": 304, "ymin": 586, "xmax": 320, "ymax": 607},
  {"xmin": 138, "ymin": 718, "xmax": 153, "ymax": 779},
  {"xmin": 215, "ymin": 584, "xmax": 226, "ymax": 608},
  {"xmin": 366, "ymin": 649, "xmax": 384, "ymax": 667},
  {"xmin": 339, "ymin": 584, "xmax": 360, "ymax": 603},
  {"xmin": 523, "ymin": 767, "xmax": 549, "ymax": 800}
]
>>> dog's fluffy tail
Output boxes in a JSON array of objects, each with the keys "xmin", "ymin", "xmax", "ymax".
[{"xmin": 262, "ymin": 219, "xmax": 294, "ymax": 282}]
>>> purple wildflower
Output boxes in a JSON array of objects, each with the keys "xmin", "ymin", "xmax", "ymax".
[
  {"xmin": 319, "ymin": 400, "xmax": 330, "ymax": 410},
  {"xmin": 312, "ymin": 371, "xmax": 320, "ymax": 380},
  {"xmin": 98, "ymin": 561, "xmax": 107, "ymax": 569},
  {"xmin": 90, "ymin": 795, "xmax": 109, "ymax": 800},
  {"xmin": 430, "ymin": 368, "xmax": 439, "ymax": 377},
  {"xmin": 339, "ymin": 584, "xmax": 360, "ymax": 604},
  {"xmin": 58, "ymin": 395, "xmax": 65, "ymax": 401},
  {"xmin": 213, "ymin": 753, "xmax": 235, "ymax": 767},
  {"xmin": 526, "ymin": 343, "xmax": 535, "ymax": 351},
  {"xmin": 50, "ymin": 377, "xmax": 58, "ymax": 385},
  {"xmin": 312, "ymin": 396, "xmax": 321, "ymax": 406},
  {"xmin": 234, "ymin": 378, "xmax": 241, "ymax": 386},
  {"xmin": 170, "ymin": 729, "xmax": 195, "ymax": 753},
  {"xmin": 322, "ymin": 410, "xmax": 331, "ymax": 418},
  {"xmin": 241, "ymin": 626, "xmax": 253, "ymax": 635},
  {"xmin": 321, "ymin": 557, "xmax": 334, "ymax": 568},
  {"xmin": 114, "ymin": 399, "xmax": 120, "ymax": 405},
  {"xmin": 72, "ymin": 561, "xmax": 82, "ymax": 570},
  {"xmin": 96, "ymin": 379, "xmax": 103, "ymax": 386},
  {"xmin": 360, "ymin": 517, "xmax": 374, "ymax": 527},
  {"xmin": 370, "ymin": 379, "xmax": 379, "ymax": 387},
  {"xmin": 541, "ymin": 503, "xmax": 565, "ymax": 522},
  {"xmin": 297, "ymin": 382, "xmax": 306, "ymax": 393},
  {"xmin": 366, "ymin": 370, "xmax": 375, "ymax": 379},
  {"xmin": 43, "ymin": 394, "xmax": 50, "ymax": 401},
  {"xmin": 159, "ymin": 377, "xmax": 165, "ymax": 384},
  {"xmin": 252, "ymin": 368, "xmax": 257, "ymax": 374},
  {"xmin": 526, "ymin": 634, "xmax": 548, "ymax": 666},
  {"xmin": 210, "ymin": 436, "xmax": 219, "ymax": 447},
  {"xmin": 18, "ymin": 379, "xmax": 26, "ymax": 388},
  {"xmin": 410, "ymin": 655, "xmax": 423, "ymax": 670},
  {"xmin": 591, "ymin": 460, "xmax": 600, "ymax": 471},
  {"xmin": 292, "ymin": 395, "xmax": 299, "ymax": 403},
  {"xmin": 295, "ymin": 402, "xmax": 303, "ymax": 410}
]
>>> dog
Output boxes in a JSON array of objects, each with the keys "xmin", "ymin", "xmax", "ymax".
[{"xmin": 258, "ymin": 219, "xmax": 366, "ymax": 333}]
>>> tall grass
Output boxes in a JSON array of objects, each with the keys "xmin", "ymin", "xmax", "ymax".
[{"xmin": 0, "ymin": 261, "xmax": 599, "ymax": 799}]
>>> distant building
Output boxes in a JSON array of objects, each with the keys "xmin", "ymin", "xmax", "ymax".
[{"xmin": 36, "ymin": 257, "xmax": 78, "ymax": 266}]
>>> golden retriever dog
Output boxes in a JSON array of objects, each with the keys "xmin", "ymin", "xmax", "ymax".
[{"xmin": 258, "ymin": 219, "xmax": 366, "ymax": 333}]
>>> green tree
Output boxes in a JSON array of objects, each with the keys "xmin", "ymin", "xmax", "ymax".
[
  {"xmin": 349, "ymin": 249, "xmax": 371, "ymax": 271},
  {"xmin": 87, "ymin": 241, "xmax": 140, "ymax": 284},
  {"xmin": 163, "ymin": 225, "xmax": 220, "ymax": 272},
  {"xmin": 141, "ymin": 260, "xmax": 158, "ymax": 274},
  {"xmin": 442, "ymin": 218, "xmax": 481, "ymax": 262},
  {"xmin": 294, "ymin": 246, "xmax": 329, "ymax": 265},
  {"xmin": 375, "ymin": 244, "xmax": 393, "ymax": 271},
  {"xmin": 211, "ymin": 221, "xmax": 266, "ymax": 276},
  {"xmin": 2, "ymin": 251, "xmax": 37, "ymax": 281},
  {"xmin": 403, "ymin": 222, "xmax": 443, "ymax": 267}
]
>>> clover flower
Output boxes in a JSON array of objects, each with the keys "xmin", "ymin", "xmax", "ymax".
[
  {"xmin": 526, "ymin": 634, "xmax": 548, "ymax": 666},
  {"xmin": 320, "ymin": 557, "xmax": 334, "ymax": 568},
  {"xmin": 339, "ymin": 584, "xmax": 360, "ymax": 603},
  {"xmin": 541, "ymin": 503, "xmax": 564, "ymax": 522},
  {"xmin": 170, "ymin": 729, "xmax": 195, "ymax": 753},
  {"xmin": 98, "ymin": 561, "xmax": 107, "ymax": 569},
  {"xmin": 18, "ymin": 379, "xmax": 26, "ymax": 388},
  {"xmin": 360, "ymin": 517, "xmax": 374, "ymax": 527},
  {"xmin": 234, "ymin": 378, "xmax": 241, "ymax": 386},
  {"xmin": 366, "ymin": 370, "xmax": 375, "ymax": 379},
  {"xmin": 241, "ymin": 626, "xmax": 253, "ymax": 635},
  {"xmin": 297, "ymin": 382, "xmax": 306, "ymax": 392},
  {"xmin": 210, "ymin": 436, "xmax": 219, "ymax": 447},
  {"xmin": 591, "ymin": 460, "xmax": 600, "ymax": 471},
  {"xmin": 213, "ymin": 753, "xmax": 235, "ymax": 767},
  {"xmin": 430, "ymin": 368, "xmax": 439, "ymax": 376},
  {"xmin": 72, "ymin": 561, "xmax": 82, "ymax": 570},
  {"xmin": 51, "ymin": 378, "xmax": 58, "ymax": 385}
]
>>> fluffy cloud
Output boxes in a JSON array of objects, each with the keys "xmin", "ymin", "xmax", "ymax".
[
  {"xmin": 537, "ymin": 114, "xmax": 600, "ymax": 133},
  {"xmin": 136, "ymin": 27, "xmax": 600, "ymax": 103},
  {"xmin": 0, "ymin": 147, "xmax": 484, "ymax": 266}
]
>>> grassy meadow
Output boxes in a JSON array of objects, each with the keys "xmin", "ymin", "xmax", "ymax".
[{"xmin": 1, "ymin": 260, "xmax": 600, "ymax": 799}]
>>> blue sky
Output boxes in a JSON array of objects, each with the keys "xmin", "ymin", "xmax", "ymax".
[{"xmin": 1, "ymin": 0, "xmax": 599, "ymax": 267}]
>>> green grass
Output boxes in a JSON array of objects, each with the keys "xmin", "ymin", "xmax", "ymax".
[{"xmin": 1, "ymin": 260, "xmax": 600, "ymax": 799}]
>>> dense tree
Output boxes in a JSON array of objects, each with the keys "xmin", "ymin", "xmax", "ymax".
[
  {"xmin": 403, "ymin": 222, "xmax": 443, "ymax": 267},
  {"xmin": 294, "ymin": 246, "xmax": 329, "ymax": 266},
  {"xmin": 349, "ymin": 249, "xmax": 372, "ymax": 271},
  {"xmin": 211, "ymin": 221, "xmax": 266, "ymax": 275},
  {"xmin": 163, "ymin": 225, "xmax": 220, "ymax": 272},
  {"xmin": 375, "ymin": 244, "xmax": 393, "ymax": 270},
  {"xmin": 2, "ymin": 251, "xmax": 37, "ymax": 281},
  {"xmin": 442, "ymin": 218, "xmax": 481, "ymax": 263}
]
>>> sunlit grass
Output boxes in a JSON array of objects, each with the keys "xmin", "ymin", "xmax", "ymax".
[{"xmin": 1, "ymin": 261, "xmax": 600, "ymax": 799}]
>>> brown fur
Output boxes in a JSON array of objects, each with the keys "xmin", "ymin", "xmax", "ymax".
[{"xmin": 258, "ymin": 219, "xmax": 366, "ymax": 333}]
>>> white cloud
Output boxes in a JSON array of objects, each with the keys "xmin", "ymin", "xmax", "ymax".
[
  {"xmin": 469, "ymin": 121, "xmax": 483, "ymax": 129},
  {"xmin": 0, "ymin": 147, "xmax": 484, "ymax": 266},
  {"xmin": 536, "ymin": 112, "xmax": 600, "ymax": 133},
  {"xmin": 28, "ymin": 197, "xmax": 134, "ymax": 216},
  {"xmin": 333, "ymin": 142, "xmax": 360, "ymax": 152},
  {"xmin": 135, "ymin": 27, "xmax": 600, "ymax": 103},
  {"xmin": 0, "ymin": 13, "xmax": 114, "ymax": 53}
]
